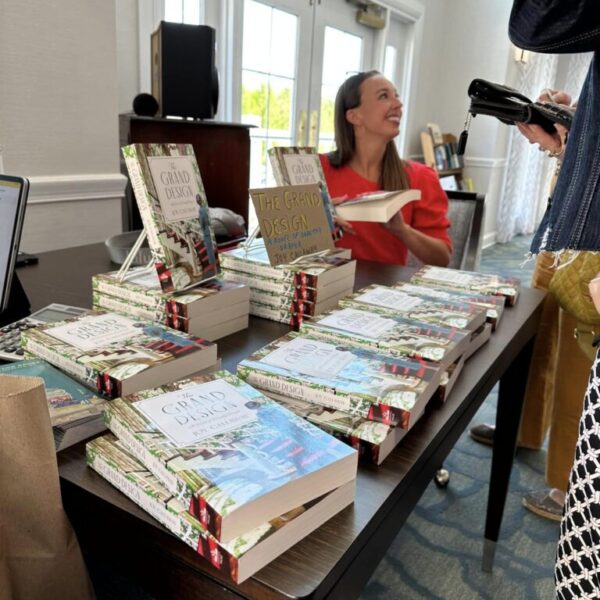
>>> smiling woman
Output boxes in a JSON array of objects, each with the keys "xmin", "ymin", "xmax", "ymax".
[{"xmin": 320, "ymin": 71, "xmax": 452, "ymax": 267}]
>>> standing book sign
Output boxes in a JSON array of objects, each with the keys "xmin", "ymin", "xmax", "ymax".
[{"xmin": 249, "ymin": 184, "xmax": 334, "ymax": 267}]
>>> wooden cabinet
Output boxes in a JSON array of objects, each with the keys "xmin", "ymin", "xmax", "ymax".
[{"xmin": 119, "ymin": 115, "xmax": 252, "ymax": 230}]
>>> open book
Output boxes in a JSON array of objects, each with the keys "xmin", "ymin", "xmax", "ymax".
[{"xmin": 334, "ymin": 189, "xmax": 421, "ymax": 223}]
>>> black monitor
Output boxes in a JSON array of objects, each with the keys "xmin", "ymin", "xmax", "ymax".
[{"xmin": 0, "ymin": 175, "xmax": 29, "ymax": 314}]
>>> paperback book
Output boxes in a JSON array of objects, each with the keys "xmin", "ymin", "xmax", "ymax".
[
  {"xmin": 263, "ymin": 391, "xmax": 411, "ymax": 466},
  {"xmin": 392, "ymin": 282, "xmax": 505, "ymax": 330},
  {"xmin": 300, "ymin": 306, "xmax": 471, "ymax": 368},
  {"xmin": 103, "ymin": 369, "xmax": 357, "ymax": 542},
  {"xmin": 122, "ymin": 143, "xmax": 219, "ymax": 292},
  {"xmin": 220, "ymin": 240, "xmax": 355, "ymax": 284},
  {"xmin": 267, "ymin": 146, "xmax": 340, "ymax": 240},
  {"xmin": 410, "ymin": 266, "xmax": 520, "ymax": 306},
  {"xmin": 0, "ymin": 358, "xmax": 107, "ymax": 451},
  {"xmin": 87, "ymin": 434, "xmax": 355, "ymax": 583},
  {"xmin": 339, "ymin": 284, "xmax": 487, "ymax": 331},
  {"xmin": 92, "ymin": 268, "xmax": 249, "ymax": 319},
  {"xmin": 237, "ymin": 332, "xmax": 442, "ymax": 429},
  {"xmin": 21, "ymin": 311, "xmax": 218, "ymax": 399},
  {"xmin": 334, "ymin": 189, "xmax": 420, "ymax": 223}
]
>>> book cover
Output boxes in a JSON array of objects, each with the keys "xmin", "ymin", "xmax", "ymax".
[
  {"xmin": 339, "ymin": 284, "xmax": 487, "ymax": 331},
  {"xmin": 410, "ymin": 266, "xmax": 521, "ymax": 306},
  {"xmin": 87, "ymin": 434, "xmax": 354, "ymax": 583},
  {"xmin": 392, "ymin": 281, "xmax": 505, "ymax": 330},
  {"xmin": 0, "ymin": 358, "xmax": 107, "ymax": 428},
  {"xmin": 300, "ymin": 306, "xmax": 470, "ymax": 367},
  {"xmin": 267, "ymin": 146, "xmax": 340, "ymax": 241},
  {"xmin": 262, "ymin": 391, "xmax": 409, "ymax": 466},
  {"xmin": 237, "ymin": 331, "xmax": 442, "ymax": 428},
  {"xmin": 122, "ymin": 143, "xmax": 219, "ymax": 293},
  {"xmin": 21, "ymin": 311, "xmax": 217, "ymax": 399},
  {"xmin": 92, "ymin": 268, "xmax": 248, "ymax": 319},
  {"xmin": 103, "ymin": 369, "xmax": 357, "ymax": 542},
  {"xmin": 220, "ymin": 240, "xmax": 355, "ymax": 284},
  {"xmin": 334, "ymin": 189, "xmax": 421, "ymax": 223}
]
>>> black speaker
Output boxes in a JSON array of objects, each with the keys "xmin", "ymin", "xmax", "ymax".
[{"xmin": 151, "ymin": 21, "xmax": 219, "ymax": 120}]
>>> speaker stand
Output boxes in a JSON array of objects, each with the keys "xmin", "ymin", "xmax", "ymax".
[{"xmin": 0, "ymin": 273, "xmax": 31, "ymax": 327}]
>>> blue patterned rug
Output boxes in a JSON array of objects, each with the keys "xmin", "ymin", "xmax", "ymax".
[{"xmin": 362, "ymin": 235, "xmax": 559, "ymax": 600}]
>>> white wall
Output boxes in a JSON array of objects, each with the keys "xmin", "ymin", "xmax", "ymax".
[{"xmin": 0, "ymin": 0, "xmax": 126, "ymax": 252}]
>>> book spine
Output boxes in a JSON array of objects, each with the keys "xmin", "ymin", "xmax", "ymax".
[
  {"xmin": 222, "ymin": 270, "xmax": 297, "ymax": 294},
  {"xmin": 93, "ymin": 292, "xmax": 165, "ymax": 323},
  {"xmin": 21, "ymin": 335, "xmax": 90, "ymax": 382},
  {"xmin": 104, "ymin": 408, "xmax": 183, "ymax": 499},
  {"xmin": 237, "ymin": 365, "xmax": 362, "ymax": 415},
  {"xmin": 93, "ymin": 277, "xmax": 162, "ymax": 310},
  {"xmin": 219, "ymin": 256, "xmax": 286, "ymax": 281},
  {"xmin": 123, "ymin": 153, "xmax": 163, "ymax": 256}
]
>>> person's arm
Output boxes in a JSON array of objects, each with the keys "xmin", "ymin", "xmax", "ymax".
[
  {"xmin": 386, "ymin": 164, "xmax": 452, "ymax": 267},
  {"xmin": 386, "ymin": 215, "xmax": 451, "ymax": 266}
]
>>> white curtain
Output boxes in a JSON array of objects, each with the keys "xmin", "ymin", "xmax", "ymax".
[
  {"xmin": 497, "ymin": 52, "xmax": 558, "ymax": 243},
  {"xmin": 497, "ymin": 52, "xmax": 592, "ymax": 243}
]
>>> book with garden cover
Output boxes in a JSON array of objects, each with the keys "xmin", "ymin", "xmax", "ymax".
[
  {"xmin": 87, "ymin": 434, "xmax": 354, "ymax": 583},
  {"xmin": 237, "ymin": 331, "xmax": 442, "ymax": 429},
  {"xmin": 122, "ymin": 143, "xmax": 219, "ymax": 293},
  {"xmin": 220, "ymin": 239, "xmax": 355, "ymax": 284},
  {"xmin": 339, "ymin": 284, "xmax": 487, "ymax": 331},
  {"xmin": 267, "ymin": 146, "xmax": 341, "ymax": 240},
  {"xmin": 410, "ymin": 266, "xmax": 521, "ymax": 306},
  {"xmin": 262, "ymin": 391, "xmax": 412, "ymax": 466},
  {"xmin": 0, "ymin": 358, "xmax": 108, "ymax": 451},
  {"xmin": 392, "ymin": 281, "xmax": 505, "ymax": 330},
  {"xmin": 103, "ymin": 369, "xmax": 357, "ymax": 543},
  {"xmin": 300, "ymin": 306, "xmax": 471, "ymax": 367},
  {"xmin": 21, "ymin": 311, "xmax": 217, "ymax": 399}
]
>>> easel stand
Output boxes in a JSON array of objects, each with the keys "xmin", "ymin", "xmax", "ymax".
[{"xmin": 0, "ymin": 273, "xmax": 31, "ymax": 327}]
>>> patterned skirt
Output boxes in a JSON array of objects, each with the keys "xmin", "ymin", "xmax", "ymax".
[{"xmin": 555, "ymin": 349, "xmax": 600, "ymax": 599}]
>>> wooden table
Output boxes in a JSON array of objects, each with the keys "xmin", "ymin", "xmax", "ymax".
[{"xmin": 16, "ymin": 244, "xmax": 545, "ymax": 600}]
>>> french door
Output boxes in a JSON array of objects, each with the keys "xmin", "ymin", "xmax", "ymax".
[{"xmin": 238, "ymin": 0, "xmax": 378, "ymax": 190}]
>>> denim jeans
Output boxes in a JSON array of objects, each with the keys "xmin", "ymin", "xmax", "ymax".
[{"xmin": 509, "ymin": 0, "xmax": 600, "ymax": 253}]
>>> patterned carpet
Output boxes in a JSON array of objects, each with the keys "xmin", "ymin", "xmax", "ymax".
[{"xmin": 362, "ymin": 235, "xmax": 560, "ymax": 600}]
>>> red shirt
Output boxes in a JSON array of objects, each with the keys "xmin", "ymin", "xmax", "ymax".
[{"xmin": 320, "ymin": 155, "xmax": 452, "ymax": 265}]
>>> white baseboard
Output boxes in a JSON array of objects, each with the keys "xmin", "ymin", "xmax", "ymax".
[{"xmin": 482, "ymin": 231, "xmax": 497, "ymax": 249}]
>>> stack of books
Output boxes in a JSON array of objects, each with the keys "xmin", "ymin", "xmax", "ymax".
[
  {"xmin": 220, "ymin": 240, "xmax": 356, "ymax": 327},
  {"xmin": 0, "ymin": 358, "xmax": 108, "ymax": 451},
  {"xmin": 21, "ymin": 310, "xmax": 219, "ymax": 399},
  {"xmin": 92, "ymin": 267, "xmax": 250, "ymax": 341},
  {"xmin": 88, "ymin": 370, "xmax": 357, "ymax": 583},
  {"xmin": 237, "ymin": 331, "xmax": 442, "ymax": 463}
]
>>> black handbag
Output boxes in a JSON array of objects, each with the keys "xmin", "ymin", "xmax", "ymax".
[
  {"xmin": 467, "ymin": 79, "xmax": 573, "ymax": 133},
  {"xmin": 457, "ymin": 78, "xmax": 574, "ymax": 154}
]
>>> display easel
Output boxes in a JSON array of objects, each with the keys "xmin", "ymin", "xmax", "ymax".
[{"xmin": 0, "ymin": 273, "xmax": 31, "ymax": 327}]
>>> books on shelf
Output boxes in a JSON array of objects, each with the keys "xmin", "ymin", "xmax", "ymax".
[
  {"xmin": 267, "ymin": 146, "xmax": 339, "ymax": 240},
  {"xmin": 103, "ymin": 369, "xmax": 357, "ymax": 543},
  {"xmin": 392, "ymin": 282, "xmax": 505, "ymax": 330},
  {"xmin": 21, "ymin": 311, "xmax": 218, "ymax": 399},
  {"xmin": 0, "ymin": 358, "xmax": 108, "ymax": 451},
  {"xmin": 334, "ymin": 189, "xmax": 421, "ymax": 223},
  {"xmin": 91, "ymin": 268, "xmax": 249, "ymax": 340},
  {"xmin": 339, "ymin": 284, "xmax": 487, "ymax": 332},
  {"xmin": 237, "ymin": 331, "xmax": 442, "ymax": 429},
  {"xmin": 300, "ymin": 306, "xmax": 471, "ymax": 368},
  {"xmin": 262, "ymin": 391, "xmax": 412, "ymax": 466},
  {"xmin": 87, "ymin": 434, "xmax": 355, "ymax": 583},
  {"xmin": 122, "ymin": 143, "xmax": 219, "ymax": 293},
  {"xmin": 410, "ymin": 266, "xmax": 521, "ymax": 306}
]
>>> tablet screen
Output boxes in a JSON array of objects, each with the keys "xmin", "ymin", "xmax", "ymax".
[{"xmin": 0, "ymin": 176, "xmax": 28, "ymax": 312}]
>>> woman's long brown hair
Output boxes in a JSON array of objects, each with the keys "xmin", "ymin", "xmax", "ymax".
[{"xmin": 327, "ymin": 70, "xmax": 409, "ymax": 191}]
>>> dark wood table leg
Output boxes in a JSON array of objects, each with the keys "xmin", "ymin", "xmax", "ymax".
[{"xmin": 482, "ymin": 336, "xmax": 535, "ymax": 572}]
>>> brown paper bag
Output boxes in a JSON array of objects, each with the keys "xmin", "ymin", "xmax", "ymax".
[{"xmin": 0, "ymin": 375, "xmax": 94, "ymax": 600}]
